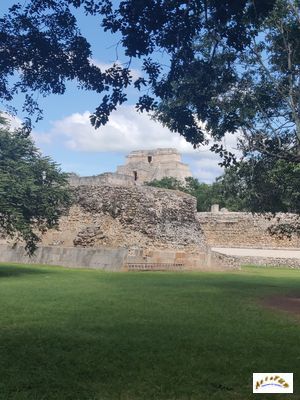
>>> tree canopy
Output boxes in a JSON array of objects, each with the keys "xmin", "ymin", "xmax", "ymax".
[
  {"xmin": 147, "ymin": 156, "xmax": 300, "ymax": 214},
  {"xmin": 215, "ymin": 158, "xmax": 300, "ymax": 213},
  {"xmin": 1, "ymin": 0, "xmax": 299, "ymax": 221},
  {"xmin": 2, "ymin": 0, "xmax": 291, "ymax": 155},
  {"xmin": 147, "ymin": 176, "xmax": 233, "ymax": 212},
  {"xmin": 0, "ymin": 115, "xmax": 72, "ymax": 253},
  {"xmin": 2, "ymin": 1, "xmax": 299, "ymax": 162}
]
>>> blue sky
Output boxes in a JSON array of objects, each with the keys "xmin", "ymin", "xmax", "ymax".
[{"xmin": 1, "ymin": 0, "xmax": 237, "ymax": 183}]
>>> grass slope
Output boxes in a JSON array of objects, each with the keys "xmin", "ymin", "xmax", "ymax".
[{"xmin": 0, "ymin": 264, "xmax": 300, "ymax": 400}]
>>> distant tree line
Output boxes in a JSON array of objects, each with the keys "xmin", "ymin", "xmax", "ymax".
[{"xmin": 147, "ymin": 157, "xmax": 300, "ymax": 214}]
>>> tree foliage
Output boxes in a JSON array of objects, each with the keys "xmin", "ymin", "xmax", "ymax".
[
  {"xmin": 146, "ymin": 177, "xmax": 223, "ymax": 212},
  {"xmin": 121, "ymin": 0, "xmax": 299, "ymax": 163},
  {"xmin": 0, "ymin": 0, "xmax": 132, "ymax": 130},
  {"xmin": 147, "ymin": 156, "xmax": 300, "ymax": 214},
  {"xmin": 0, "ymin": 1, "xmax": 278, "ymax": 144},
  {"xmin": 217, "ymin": 156, "xmax": 300, "ymax": 237},
  {"xmin": 146, "ymin": 177, "xmax": 184, "ymax": 191},
  {"xmin": 0, "ymin": 115, "xmax": 72, "ymax": 253},
  {"xmin": 216, "ymin": 157, "xmax": 300, "ymax": 214},
  {"xmin": 2, "ymin": 1, "xmax": 299, "ymax": 162},
  {"xmin": 1, "ymin": 0, "xmax": 299, "ymax": 228}
]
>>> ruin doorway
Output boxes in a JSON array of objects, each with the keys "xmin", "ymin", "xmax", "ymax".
[
  {"xmin": 148, "ymin": 155, "xmax": 152, "ymax": 163},
  {"xmin": 133, "ymin": 171, "xmax": 138, "ymax": 181}
]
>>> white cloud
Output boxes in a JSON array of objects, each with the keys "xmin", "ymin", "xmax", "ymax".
[
  {"xmin": 44, "ymin": 106, "xmax": 196, "ymax": 153},
  {"xmin": 188, "ymin": 156, "xmax": 224, "ymax": 183},
  {"xmin": 2, "ymin": 113, "xmax": 22, "ymax": 130},
  {"xmin": 33, "ymin": 106, "xmax": 240, "ymax": 182}
]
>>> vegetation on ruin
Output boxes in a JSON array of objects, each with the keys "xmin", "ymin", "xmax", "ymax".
[
  {"xmin": 1, "ymin": 0, "xmax": 299, "ymax": 235},
  {"xmin": 0, "ymin": 115, "xmax": 72, "ymax": 253},
  {"xmin": 147, "ymin": 177, "xmax": 221, "ymax": 212},
  {"xmin": 0, "ymin": 263, "xmax": 300, "ymax": 399},
  {"xmin": 148, "ymin": 157, "xmax": 300, "ymax": 214}
]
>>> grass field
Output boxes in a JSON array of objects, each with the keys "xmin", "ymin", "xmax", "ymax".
[{"xmin": 0, "ymin": 263, "xmax": 300, "ymax": 400}]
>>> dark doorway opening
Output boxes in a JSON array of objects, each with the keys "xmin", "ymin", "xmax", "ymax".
[
  {"xmin": 148, "ymin": 156, "xmax": 152, "ymax": 163},
  {"xmin": 133, "ymin": 171, "xmax": 138, "ymax": 181}
]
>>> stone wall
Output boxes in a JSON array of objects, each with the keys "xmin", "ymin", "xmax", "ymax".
[
  {"xmin": 197, "ymin": 212, "xmax": 300, "ymax": 248},
  {"xmin": 116, "ymin": 148, "xmax": 192, "ymax": 183},
  {"xmin": 41, "ymin": 185, "xmax": 206, "ymax": 253},
  {"xmin": 68, "ymin": 148, "xmax": 192, "ymax": 187},
  {"xmin": 229, "ymin": 255, "xmax": 300, "ymax": 268},
  {"xmin": 126, "ymin": 248, "xmax": 240, "ymax": 270},
  {"xmin": 1, "ymin": 186, "xmax": 245, "ymax": 271},
  {"xmin": 209, "ymin": 251, "xmax": 241, "ymax": 270},
  {"xmin": 68, "ymin": 172, "xmax": 134, "ymax": 187},
  {"xmin": 126, "ymin": 148, "xmax": 182, "ymax": 164},
  {"xmin": 0, "ymin": 244, "xmax": 127, "ymax": 271},
  {"xmin": 0, "ymin": 244, "xmax": 240, "ymax": 271}
]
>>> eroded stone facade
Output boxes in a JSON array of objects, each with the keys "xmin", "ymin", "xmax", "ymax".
[
  {"xmin": 68, "ymin": 148, "xmax": 192, "ymax": 186},
  {"xmin": 116, "ymin": 148, "xmax": 192, "ymax": 183},
  {"xmin": 41, "ymin": 185, "xmax": 206, "ymax": 253},
  {"xmin": 198, "ymin": 211, "xmax": 300, "ymax": 248}
]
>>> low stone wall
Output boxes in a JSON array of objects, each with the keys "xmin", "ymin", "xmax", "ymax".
[
  {"xmin": 232, "ymin": 255, "xmax": 300, "ymax": 268},
  {"xmin": 209, "ymin": 251, "xmax": 241, "ymax": 270},
  {"xmin": 127, "ymin": 248, "xmax": 240, "ymax": 271},
  {"xmin": 198, "ymin": 212, "xmax": 300, "ymax": 248},
  {"xmin": 68, "ymin": 172, "xmax": 134, "ymax": 187},
  {"xmin": 0, "ymin": 245, "xmax": 127, "ymax": 271},
  {"xmin": 0, "ymin": 245, "xmax": 240, "ymax": 271}
]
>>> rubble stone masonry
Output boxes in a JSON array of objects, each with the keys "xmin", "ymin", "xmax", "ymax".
[
  {"xmin": 41, "ymin": 185, "xmax": 206, "ymax": 253},
  {"xmin": 197, "ymin": 211, "xmax": 300, "ymax": 248}
]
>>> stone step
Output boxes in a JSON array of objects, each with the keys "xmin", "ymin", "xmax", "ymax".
[
  {"xmin": 127, "ymin": 250, "xmax": 208, "ymax": 270},
  {"xmin": 126, "ymin": 262, "xmax": 184, "ymax": 271}
]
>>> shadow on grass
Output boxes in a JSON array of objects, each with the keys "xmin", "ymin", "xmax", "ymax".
[
  {"xmin": 1, "ymin": 315, "xmax": 299, "ymax": 400},
  {"xmin": 197, "ymin": 270, "xmax": 300, "ymax": 293},
  {"xmin": 1, "ymin": 268, "xmax": 300, "ymax": 399},
  {"xmin": 112, "ymin": 270, "xmax": 300, "ymax": 298},
  {"xmin": 0, "ymin": 264, "xmax": 50, "ymax": 278},
  {"xmin": 0, "ymin": 324, "xmax": 250, "ymax": 400}
]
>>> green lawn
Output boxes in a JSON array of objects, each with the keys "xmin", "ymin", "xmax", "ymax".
[{"xmin": 0, "ymin": 264, "xmax": 300, "ymax": 400}]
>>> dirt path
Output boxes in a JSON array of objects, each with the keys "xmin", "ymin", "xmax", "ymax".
[{"xmin": 263, "ymin": 295, "xmax": 300, "ymax": 316}]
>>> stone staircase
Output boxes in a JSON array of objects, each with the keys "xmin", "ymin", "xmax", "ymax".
[
  {"xmin": 125, "ymin": 248, "xmax": 208, "ymax": 271},
  {"xmin": 127, "ymin": 262, "xmax": 184, "ymax": 271}
]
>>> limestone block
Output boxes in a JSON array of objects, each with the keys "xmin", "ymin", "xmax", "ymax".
[{"xmin": 211, "ymin": 204, "xmax": 220, "ymax": 213}]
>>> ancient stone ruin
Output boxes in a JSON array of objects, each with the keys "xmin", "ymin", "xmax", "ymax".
[
  {"xmin": 43, "ymin": 185, "xmax": 205, "ymax": 251},
  {"xmin": 68, "ymin": 148, "xmax": 192, "ymax": 186},
  {"xmin": 0, "ymin": 148, "xmax": 299, "ymax": 270},
  {"xmin": 1, "ymin": 184, "xmax": 235, "ymax": 270},
  {"xmin": 198, "ymin": 208, "xmax": 300, "ymax": 249},
  {"xmin": 116, "ymin": 148, "xmax": 192, "ymax": 183}
]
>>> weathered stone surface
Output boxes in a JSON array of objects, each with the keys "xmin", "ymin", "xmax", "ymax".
[
  {"xmin": 198, "ymin": 211, "xmax": 300, "ymax": 248},
  {"xmin": 68, "ymin": 172, "xmax": 134, "ymax": 187},
  {"xmin": 68, "ymin": 148, "xmax": 192, "ymax": 186},
  {"xmin": 116, "ymin": 148, "xmax": 192, "ymax": 183},
  {"xmin": 126, "ymin": 248, "xmax": 240, "ymax": 271},
  {"xmin": 230, "ymin": 255, "xmax": 300, "ymax": 268},
  {"xmin": 41, "ymin": 185, "xmax": 206, "ymax": 252},
  {"xmin": 73, "ymin": 225, "xmax": 106, "ymax": 247},
  {"xmin": 0, "ymin": 244, "xmax": 127, "ymax": 270}
]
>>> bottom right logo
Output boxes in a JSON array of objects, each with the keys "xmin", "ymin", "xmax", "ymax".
[{"xmin": 253, "ymin": 373, "xmax": 293, "ymax": 394}]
